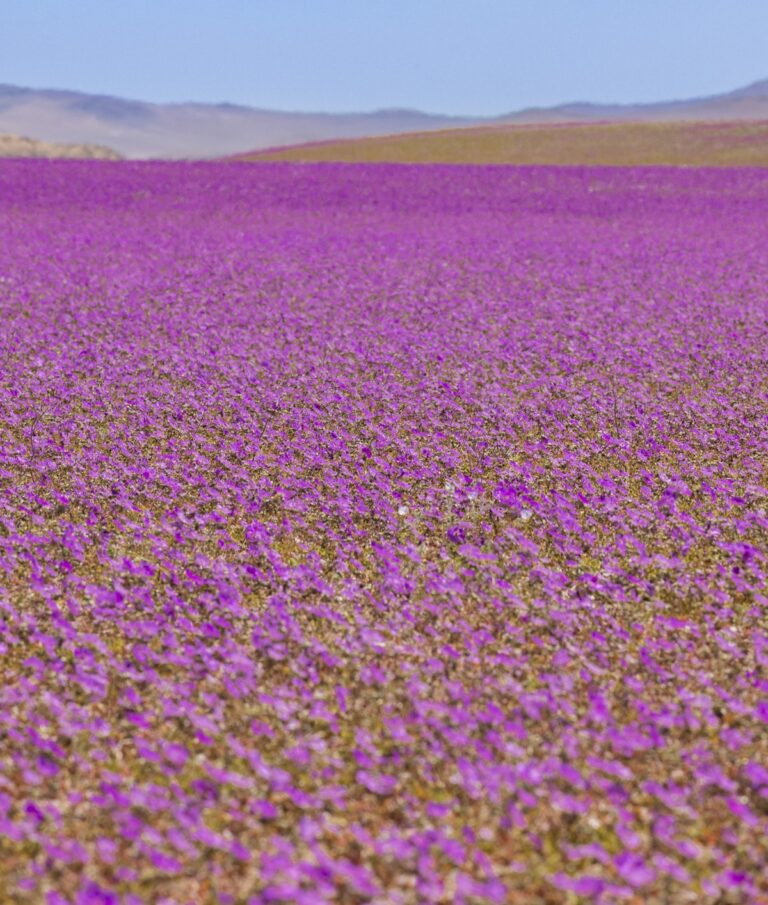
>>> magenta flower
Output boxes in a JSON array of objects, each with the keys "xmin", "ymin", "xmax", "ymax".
[{"xmin": 0, "ymin": 159, "xmax": 766, "ymax": 902}]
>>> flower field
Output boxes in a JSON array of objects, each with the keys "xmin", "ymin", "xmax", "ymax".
[{"xmin": 0, "ymin": 159, "xmax": 766, "ymax": 904}]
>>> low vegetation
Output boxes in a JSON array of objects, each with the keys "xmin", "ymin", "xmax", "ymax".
[
  {"xmin": 238, "ymin": 120, "xmax": 768, "ymax": 167},
  {"xmin": 0, "ymin": 160, "xmax": 765, "ymax": 903}
]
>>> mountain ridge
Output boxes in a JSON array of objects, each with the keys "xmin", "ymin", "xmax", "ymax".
[{"xmin": 2, "ymin": 79, "xmax": 768, "ymax": 160}]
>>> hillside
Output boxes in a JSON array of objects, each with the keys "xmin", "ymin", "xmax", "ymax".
[
  {"xmin": 237, "ymin": 119, "xmax": 768, "ymax": 167},
  {"xmin": 2, "ymin": 78, "xmax": 768, "ymax": 159},
  {"xmin": 502, "ymin": 78, "xmax": 768, "ymax": 123},
  {"xmin": 0, "ymin": 85, "xmax": 472, "ymax": 160},
  {"xmin": 0, "ymin": 132, "xmax": 121, "ymax": 159}
]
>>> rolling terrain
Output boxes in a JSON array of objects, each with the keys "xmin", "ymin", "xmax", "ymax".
[
  {"xmin": 0, "ymin": 84, "xmax": 472, "ymax": 159},
  {"xmin": 237, "ymin": 119, "xmax": 768, "ymax": 167},
  {"xmin": 0, "ymin": 131, "xmax": 121, "ymax": 159},
  {"xmin": 2, "ymin": 78, "xmax": 768, "ymax": 159}
]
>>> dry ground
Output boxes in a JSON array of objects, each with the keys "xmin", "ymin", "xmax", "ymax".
[{"xmin": 237, "ymin": 120, "xmax": 768, "ymax": 167}]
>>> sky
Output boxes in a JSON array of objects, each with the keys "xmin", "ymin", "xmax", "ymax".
[{"xmin": 2, "ymin": 0, "xmax": 768, "ymax": 116}]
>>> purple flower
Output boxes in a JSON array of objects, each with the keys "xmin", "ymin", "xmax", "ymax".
[
  {"xmin": 614, "ymin": 852, "xmax": 656, "ymax": 888},
  {"xmin": 356, "ymin": 770, "xmax": 397, "ymax": 796},
  {"xmin": 1, "ymin": 158, "xmax": 767, "ymax": 903}
]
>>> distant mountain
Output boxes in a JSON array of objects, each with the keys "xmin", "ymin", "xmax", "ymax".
[
  {"xmin": 0, "ymin": 132, "xmax": 121, "ymax": 160},
  {"xmin": 501, "ymin": 79, "xmax": 768, "ymax": 123},
  {"xmin": 1, "ymin": 79, "xmax": 768, "ymax": 160},
  {"xmin": 0, "ymin": 84, "xmax": 473, "ymax": 160}
]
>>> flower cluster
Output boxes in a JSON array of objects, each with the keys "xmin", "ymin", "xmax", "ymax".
[{"xmin": 0, "ymin": 160, "xmax": 766, "ymax": 904}]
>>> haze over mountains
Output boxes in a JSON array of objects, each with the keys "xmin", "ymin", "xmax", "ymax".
[
  {"xmin": 2, "ymin": 79, "xmax": 768, "ymax": 160},
  {"xmin": 0, "ymin": 85, "xmax": 470, "ymax": 159}
]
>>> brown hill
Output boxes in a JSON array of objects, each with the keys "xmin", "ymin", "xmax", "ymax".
[
  {"xmin": 236, "ymin": 120, "xmax": 768, "ymax": 167},
  {"xmin": 0, "ymin": 132, "xmax": 121, "ymax": 159},
  {"xmin": 3, "ymin": 78, "xmax": 768, "ymax": 160}
]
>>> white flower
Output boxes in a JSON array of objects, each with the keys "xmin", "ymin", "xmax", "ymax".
[
  {"xmin": 520, "ymin": 509, "xmax": 533, "ymax": 521},
  {"xmin": 398, "ymin": 505, "xmax": 409, "ymax": 516}
]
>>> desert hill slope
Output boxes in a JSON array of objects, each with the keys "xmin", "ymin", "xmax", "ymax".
[
  {"xmin": 238, "ymin": 120, "xmax": 768, "ymax": 167},
  {"xmin": 0, "ymin": 132, "xmax": 121, "ymax": 159},
  {"xmin": 2, "ymin": 79, "xmax": 768, "ymax": 160}
]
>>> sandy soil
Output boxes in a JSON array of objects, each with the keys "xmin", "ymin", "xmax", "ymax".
[{"xmin": 0, "ymin": 132, "xmax": 122, "ymax": 159}]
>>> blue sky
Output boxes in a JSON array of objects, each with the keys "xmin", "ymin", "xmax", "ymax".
[{"xmin": 3, "ymin": 0, "xmax": 768, "ymax": 115}]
